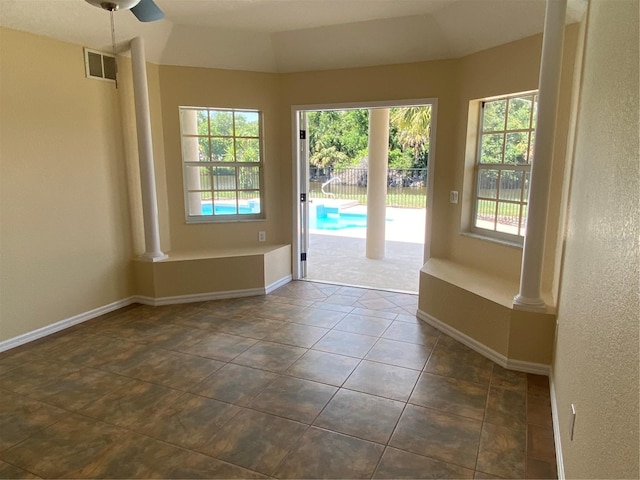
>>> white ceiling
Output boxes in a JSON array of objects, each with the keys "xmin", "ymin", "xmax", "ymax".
[{"xmin": 0, "ymin": 0, "xmax": 586, "ymax": 73}]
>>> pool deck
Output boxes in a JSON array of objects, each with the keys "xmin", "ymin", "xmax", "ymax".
[{"xmin": 305, "ymin": 206, "xmax": 426, "ymax": 293}]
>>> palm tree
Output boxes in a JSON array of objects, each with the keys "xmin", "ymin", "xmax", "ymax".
[{"xmin": 390, "ymin": 106, "xmax": 431, "ymax": 167}]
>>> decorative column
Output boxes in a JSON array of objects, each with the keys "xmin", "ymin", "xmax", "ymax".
[
  {"xmin": 514, "ymin": 0, "xmax": 567, "ymax": 309},
  {"xmin": 130, "ymin": 36, "xmax": 167, "ymax": 261},
  {"xmin": 366, "ymin": 108, "xmax": 389, "ymax": 260},
  {"xmin": 183, "ymin": 110, "xmax": 202, "ymax": 216}
]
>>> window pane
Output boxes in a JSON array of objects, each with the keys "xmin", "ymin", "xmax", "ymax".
[
  {"xmin": 477, "ymin": 169, "xmax": 499, "ymax": 199},
  {"xmin": 238, "ymin": 166, "xmax": 260, "ymax": 190},
  {"xmin": 180, "ymin": 109, "xmax": 208, "ymax": 135},
  {"xmin": 528, "ymin": 131, "xmax": 536, "ymax": 164},
  {"xmin": 498, "ymin": 171, "xmax": 523, "ymax": 202},
  {"xmin": 482, "ymin": 100, "xmax": 506, "ymax": 132},
  {"xmin": 209, "ymin": 110, "xmax": 233, "ymax": 136},
  {"xmin": 520, "ymin": 204, "xmax": 528, "ymax": 236},
  {"xmin": 182, "ymin": 136, "xmax": 202, "ymax": 162},
  {"xmin": 496, "ymin": 201, "xmax": 521, "ymax": 235},
  {"xmin": 187, "ymin": 192, "xmax": 212, "ymax": 216},
  {"xmin": 212, "ymin": 166, "xmax": 236, "ymax": 190},
  {"xmin": 475, "ymin": 199, "xmax": 496, "ymax": 230},
  {"xmin": 185, "ymin": 165, "xmax": 211, "ymax": 191},
  {"xmin": 196, "ymin": 138, "xmax": 211, "ymax": 161},
  {"xmin": 238, "ymin": 190, "xmax": 261, "ymax": 214},
  {"xmin": 506, "ymin": 97, "xmax": 533, "ymax": 130},
  {"xmin": 523, "ymin": 171, "xmax": 531, "ymax": 203},
  {"xmin": 235, "ymin": 111, "xmax": 260, "ymax": 137},
  {"xmin": 479, "ymin": 134, "xmax": 504, "ymax": 164},
  {"xmin": 235, "ymin": 138, "xmax": 261, "ymax": 163},
  {"xmin": 211, "ymin": 138, "xmax": 234, "ymax": 162},
  {"xmin": 213, "ymin": 192, "xmax": 237, "ymax": 215},
  {"xmin": 505, "ymin": 132, "xmax": 528, "ymax": 164}
]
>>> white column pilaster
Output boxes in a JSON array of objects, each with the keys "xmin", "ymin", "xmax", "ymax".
[
  {"xmin": 514, "ymin": 0, "xmax": 567, "ymax": 309},
  {"xmin": 130, "ymin": 36, "xmax": 167, "ymax": 261},
  {"xmin": 183, "ymin": 110, "xmax": 202, "ymax": 216},
  {"xmin": 366, "ymin": 108, "xmax": 389, "ymax": 260}
]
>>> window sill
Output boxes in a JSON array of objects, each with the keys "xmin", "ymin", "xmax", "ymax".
[{"xmin": 461, "ymin": 231, "xmax": 523, "ymax": 249}]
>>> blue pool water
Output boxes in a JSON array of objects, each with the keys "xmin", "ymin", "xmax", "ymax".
[
  {"xmin": 310, "ymin": 212, "xmax": 369, "ymax": 230},
  {"xmin": 310, "ymin": 205, "xmax": 392, "ymax": 231},
  {"xmin": 201, "ymin": 203, "xmax": 259, "ymax": 215}
]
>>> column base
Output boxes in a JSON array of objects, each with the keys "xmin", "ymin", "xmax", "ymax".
[
  {"xmin": 513, "ymin": 294, "xmax": 547, "ymax": 312},
  {"xmin": 138, "ymin": 252, "xmax": 169, "ymax": 262}
]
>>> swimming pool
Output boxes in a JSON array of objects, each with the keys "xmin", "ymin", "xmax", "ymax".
[
  {"xmin": 310, "ymin": 212, "xmax": 368, "ymax": 230},
  {"xmin": 200, "ymin": 202, "xmax": 260, "ymax": 215},
  {"xmin": 310, "ymin": 206, "xmax": 391, "ymax": 231}
]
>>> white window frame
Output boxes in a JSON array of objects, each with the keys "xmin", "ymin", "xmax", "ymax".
[
  {"xmin": 471, "ymin": 91, "xmax": 538, "ymax": 243},
  {"xmin": 179, "ymin": 107, "xmax": 265, "ymax": 223}
]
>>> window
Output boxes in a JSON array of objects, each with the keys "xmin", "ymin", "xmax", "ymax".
[
  {"xmin": 179, "ymin": 107, "xmax": 264, "ymax": 222},
  {"xmin": 472, "ymin": 92, "xmax": 537, "ymax": 240}
]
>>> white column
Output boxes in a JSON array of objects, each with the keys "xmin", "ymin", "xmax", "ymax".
[
  {"xmin": 514, "ymin": 0, "xmax": 567, "ymax": 309},
  {"xmin": 130, "ymin": 36, "xmax": 167, "ymax": 261},
  {"xmin": 183, "ymin": 110, "xmax": 202, "ymax": 216},
  {"xmin": 366, "ymin": 108, "xmax": 389, "ymax": 260}
]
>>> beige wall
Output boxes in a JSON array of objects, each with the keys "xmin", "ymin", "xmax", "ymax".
[
  {"xmin": 0, "ymin": 28, "xmax": 135, "ymax": 341},
  {"xmin": 552, "ymin": 1, "xmax": 639, "ymax": 477},
  {"xmin": 157, "ymin": 65, "xmax": 286, "ymax": 251},
  {"xmin": 452, "ymin": 26, "xmax": 579, "ymax": 293},
  {"xmin": 280, "ymin": 60, "xmax": 460, "ymax": 261}
]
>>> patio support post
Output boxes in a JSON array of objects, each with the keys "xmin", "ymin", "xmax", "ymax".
[
  {"xmin": 183, "ymin": 110, "xmax": 202, "ymax": 216},
  {"xmin": 514, "ymin": 0, "xmax": 567, "ymax": 309},
  {"xmin": 366, "ymin": 108, "xmax": 389, "ymax": 260},
  {"xmin": 131, "ymin": 36, "xmax": 167, "ymax": 262}
]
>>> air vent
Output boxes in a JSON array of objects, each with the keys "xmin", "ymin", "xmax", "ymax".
[{"xmin": 83, "ymin": 48, "xmax": 116, "ymax": 82}]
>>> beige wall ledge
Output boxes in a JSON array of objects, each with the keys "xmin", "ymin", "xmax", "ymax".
[
  {"xmin": 133, "ymin": 244, "xmax": 292, "ymax": 302},
  {"xmin": 418, "ymin": 258, "xmax": 556, "ymax": 372}
]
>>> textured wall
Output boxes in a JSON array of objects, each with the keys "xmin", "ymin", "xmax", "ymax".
[
  {"xmin": 552, "ymin": 0, "xmax": 639, "ymax": 477},
  {"xmin": 0, "ymin": 28, "xmax": 135, "ymax": 341}
]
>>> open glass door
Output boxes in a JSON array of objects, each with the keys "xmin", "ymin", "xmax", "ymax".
[
  {"xmin": 298, "ymin": 110, "xmax": 309, "ymax": 279},
  {"xmin": 293, "ymin": 100, "xmax": 436, "ymax": 292}
]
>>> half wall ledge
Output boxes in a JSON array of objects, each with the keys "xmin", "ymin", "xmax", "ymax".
[
  {"xmin": 418, "ymin": 258, "xmax": 556, "ymax": 375},
  {"xmin": 133, "ymin": 244, "xmax": 292, "ymax": 305}
]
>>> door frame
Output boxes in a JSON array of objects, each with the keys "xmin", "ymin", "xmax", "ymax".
[{"xmin": 291, "ymin": 98, "xmax": 438, "ymax": 281}]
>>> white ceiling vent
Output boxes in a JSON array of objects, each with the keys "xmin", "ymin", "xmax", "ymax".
[{"xmin": 83, "ymin": 48, "xmax": 116, "ymax": 82}]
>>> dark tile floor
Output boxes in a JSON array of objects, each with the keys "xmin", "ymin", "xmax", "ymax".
[{"xmin": 0, "ymin": 281, "xmax": 557, "ymax": 479}]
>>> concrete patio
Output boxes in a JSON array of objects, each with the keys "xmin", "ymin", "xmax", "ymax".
[{"xmin": 305, "ymin": 207, "xmax": 426, "ymax": 293}]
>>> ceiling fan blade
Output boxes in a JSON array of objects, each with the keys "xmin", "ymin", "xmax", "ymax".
[{"xmin": 130, "ymin": 0, "xmax": 164, "ymax": 22}]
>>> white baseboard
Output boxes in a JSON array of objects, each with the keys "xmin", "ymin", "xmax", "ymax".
[
  {"xmin": 549, "ymin": 370, "xmax": 565, "ymax": 479},
  {"xmin": 0, "ymin": 297, "xmax": 136, "ymax": 353},
  {"xmin": 265, "ymin": 275, "xmax": 292, "ymax": 294},
  {"xmin": 135, "ymin": 275, "xmax": 292, "ymax": 306},
  {"xmin": 134, "ymin": 288, "xmax": 265, "ymax": 306},
  {"xmin": 0, "ymin": 275, "xmax": 294, "ymax": 352},
  {"xmin": 416, "ymin": 308, "xmax": 550, "ymax": 375}
]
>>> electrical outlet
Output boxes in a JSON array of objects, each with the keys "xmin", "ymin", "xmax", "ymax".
[
  {"xmin": 258, "ymin": 231, "xmax": 266, "ymax": 242},
  {"xmin": 450, "ymin": 191, "xmax": 459, "ymax": 204}
]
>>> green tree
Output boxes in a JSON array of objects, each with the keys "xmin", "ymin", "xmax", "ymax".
[
  {"xmin": 308, "ymin": 110, "xmax": 369, "ymax": 169},
  {"xmin": 390, "ymin": 106, "xmax": 431, "ymax": 168},
  {"xmin": 195, "ymin": 109, "xmax": 260, "ymax": 163},
  {"xmin": 481, "ymin": 96, "xmax": 535, "ymax": 165}
]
